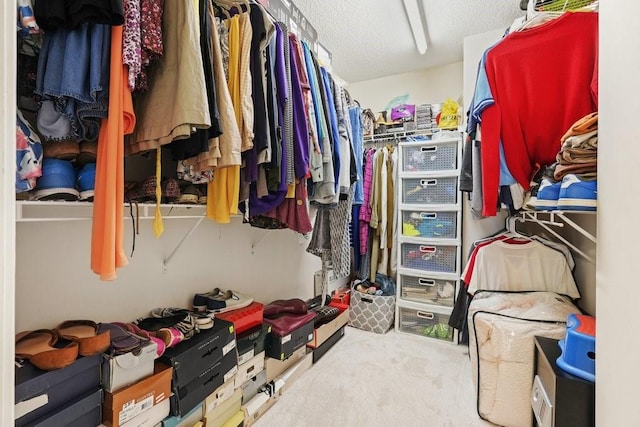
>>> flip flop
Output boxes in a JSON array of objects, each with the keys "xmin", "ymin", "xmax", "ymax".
[
  {"xmin": 55, "ymin": 320, "xmax": 110, "ymax": 357},
  {"xmin": 15, "ymin": 329, "xmax": 79, "ymax": 371}
]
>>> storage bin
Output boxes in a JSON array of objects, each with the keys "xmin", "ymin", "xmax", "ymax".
[
  {"xmin": 400, "ymin": 210, "xmax": 457, "ymax": 239},
  {"xmin": 556, "ymin": 313, "xmax": 596, "ymax": 382},
  {"xmin": 402, "ymin": 141, "xmax": 458, "ymax": 172},
  {"xmin": 402, "ymin": 177, "xmax": 458, "ymax": 206},
  {"xmin": 397, "ymin": 305, "xmax": 454, "ymax": 342},
  {"xmin": 398, "ymin": 274, "xmax": 456, "ymax": 307},
  {"xmin": 349, "ymin": 289, "xmax": 395, "ymax": 334},
  {"xmin": 400, "ymin": 242, "xmax": 458, "ymax": 274}
]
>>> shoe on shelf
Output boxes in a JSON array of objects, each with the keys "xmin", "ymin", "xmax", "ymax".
[
  {"xmin": 533, "ymin": 178, "xmax": 562, "ymax": 211},
  {"xmin": 557, "ymin": 174, "xmax": 597, "ymax": 211}
]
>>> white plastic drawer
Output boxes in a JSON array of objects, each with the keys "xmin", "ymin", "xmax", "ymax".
[
  {"xmin": 399, "ymin": 275, "xmax": 456, "ymax": 308},
  {"xmin": 401, "ymin": 177, "xmax": 458, "ymax": 206},
  {"xmin": 400, "ymin": 242, "xmax": 458, "ymax": 274},
  {"xmin": 402, "ymin": 141, "xmax": 458, "ymax": 172},
  {"xmin": 400, "ymin": 210, "xmax": 458, "ymax": 239},
  {"xmin": 397, "ymin": 306, "xmax": 454, "ymax": 342}
]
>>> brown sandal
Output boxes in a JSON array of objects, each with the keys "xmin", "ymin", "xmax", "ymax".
[
  {"xmin": 55, "ymin": 320, "xmax": 110, "ymax": 357},
  {"xmin": 15, "ymin": 329, "xmax": 78, "ymax": 371}
]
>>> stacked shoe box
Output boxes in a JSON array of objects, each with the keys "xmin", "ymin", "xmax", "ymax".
[
  {"xmin": 15, "ymin": 354, "xmax": 103, "ymax": 426},
  {"xmin": 263, "ymin": 299, "xmax": 316, "ymax": 361},
  {"xmin": 415, "ymin": 104, "xmax": 433, "ymax": 132},
  {"xmin": 159, "ymin": 319, "xmax": 238, "ymax": 418}
]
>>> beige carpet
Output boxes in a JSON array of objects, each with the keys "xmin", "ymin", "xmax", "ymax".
[{"xmin": 254, "ymin": 326, "xmax": 495, "ymax": 427}]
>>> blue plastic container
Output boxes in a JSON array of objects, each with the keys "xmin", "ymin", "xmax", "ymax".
[{"xmin": 556, "ymin": 313, "xmax": 596, "ymax": 382}]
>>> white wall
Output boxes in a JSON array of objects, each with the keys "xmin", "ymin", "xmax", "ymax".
[
  {"xmin": 598, "ymin": 1, "xmax": 640, "ymax": 424},
  {"xmin": 347, "ymin": 62, "xmax": 463, "ymax": 113},
  {"xmin": 15, "ymin": 216, "xmax": 321, "ymax": 331}
]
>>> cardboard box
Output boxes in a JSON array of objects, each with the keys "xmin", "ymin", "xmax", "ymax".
[
  {"xmin": 103, "ymin": 363, "xmax": 173, "ymax": 427},
  {"xmin": 159, "ymin": 319, "xmax": 236, "ymax": 389},
  {"xmin": 220, "ymin": 410, "xmax": 244, "ymax": 427},
  {"xmin": 240, "ymin": 370, "xmax": 266, "ymax": 405},
  {"xmin": 15, "ymin": 354, "xmax": 102, "ymax": 426},
  {"xmin": 203, "ymin": 379, "xmax": 235, "ymax": 414},
  {"xmin": 161, "ymin": 402, "xmax": 202, "ymax": 427},
  {"xmin": 170, "ymin": 350, "xmax": 238, "ymax": 417},
  {"xmin": 234, "ymin": 351, "xmax": 265, "ymax": 389},
  {"xmin": 241, "ymin": 380, "xmax": 283, "ymax": 427},
  {"xmin": 236, "ymin": 323, "xmax": 269, "ymax": 366},
  {"xmin": 216, "ymin": 302, "xmax": 264, "ymax": 335},
  {"xmin": 307, "ymin": 309, "xmax": 349, "ymax": 349},
  {"xmin": 264, "ymin": 346, "xmax": 307, "ymax": 383},
  {"xmin": 103, "ymin": 342, "xmax": 158, "ymax": 393},
  {"xmin": 121, "ymin": 398, "xmax": 170, "ymax": 427},
  {"xmin": 313, "ymin": 325, "xmax": 346, "ymax": 363},
  {"xmin": 264, "ymin": 319, "xmax": 314, "ymax": 361},
  {"xmin": 277, "ymin": 352, "xmax": 313, "ymax": 394},
  {"xmin": 27, "ymin": 389, "xmax": 102, "ymax": 427},
  {"xmin": 202, "ymin": 388, "xmax": 242, "ymax": 427}
]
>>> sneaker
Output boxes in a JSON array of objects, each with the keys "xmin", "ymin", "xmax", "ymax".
[
  {"xmin": 557, "ymin": 175, "xmax": 597, "ymax": 211},
  {"xmin": 206, "ymin": 290, "xmax": 253, "ymax": 315},
  {"xmin": 76, "ymin": 163, "xmax": 96, "ymax": 201},
  {"xmin": 534, "ymin": 178, "xmax": 562, "ymax": 211}
]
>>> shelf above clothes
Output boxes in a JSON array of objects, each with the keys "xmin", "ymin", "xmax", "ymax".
[{"xmin": 363, "ymin": 129, "xmax": 433, "ymax": 144}]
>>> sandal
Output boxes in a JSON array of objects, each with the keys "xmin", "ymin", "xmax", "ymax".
[
  {"xmin": 55, "ymin": 320, "xmax": 110, "ymax": 357},
  {"xmin": 15, "ymin": 329, "xmax": 79, "ymax": 371},
  {"xmin": 113, "ymin": 322, "xmax": 166, "ymax": 357},
  {"xmin": 150, "ymin": 308, "xmax": 198, "ymax": 339},
  {"xmin": 155, "ymin": 327, "xmax": 184, "ymax": 348},
  {"xmin": 97, "ymin": 323, "xmax": 149, "ymax": 356}
]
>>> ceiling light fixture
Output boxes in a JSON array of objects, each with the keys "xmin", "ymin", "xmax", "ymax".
[{"xmin": 403, "ymin": 0, "xmax": 428, "ymax": 54}]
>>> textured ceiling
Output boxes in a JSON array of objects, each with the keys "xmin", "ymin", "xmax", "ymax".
[{"xmin": 294, "ymin": 0, "xmax": 524, "ymax": 83}]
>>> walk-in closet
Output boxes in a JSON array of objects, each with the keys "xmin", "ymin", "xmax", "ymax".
[{"xmin": 2, "ymin": 1, "xmax": 639, "ymax": 426}]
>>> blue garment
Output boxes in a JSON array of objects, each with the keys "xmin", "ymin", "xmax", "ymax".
[
  {"xmin": 35, "ymin": 23, "xmax": 110, "ymax": 141},
  {"xmin": 467, "ymin": 44, "xmax": 517, "ymax": 186},
  {"xmin": 349, "ymin": 106, "xmax": 365, "ymax": 205},
  {"xmin": 302, "ymin": 41, "xmax": 325, "ymax": 149},
  {"xmin": 320, "ymin": 68, "xmax": 341, "ymax": 192}
]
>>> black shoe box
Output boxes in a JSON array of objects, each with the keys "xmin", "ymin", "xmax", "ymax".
[
  {"xmin": 169, "ymin": 348, "xmax": 238, "ymax": 417},
  {"xmin": 15, "ymin": 354, "xmax": 102, "ymax": 426},
  {"xmin": 264, "ymin": 319, "xmax": 315, "ymax": 361},
  {"xmin": 312, "ymin": 325, "xmax": 345, "ymax": 363},
  {"xmin": 159, "ymin": 319, "xmax": 236, "ymax": 389},
  {"xmin": 27, "ymin": 389, "xmax": 102, "ymax": 427},
  {"xmin": 236, "ymin": 323, "xmax": 270, "ymax": 366}
]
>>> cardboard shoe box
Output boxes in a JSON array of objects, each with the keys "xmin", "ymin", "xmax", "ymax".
[
  {"xmin": 159, "ymin": 319, "xmax": 236, "ymax": 389},
  {"xmin": 264, "ymin": 346, "xmax": 307, "ymax": 383},
  {"xmin": 236, "ymin": 323, "xmax": 270, "ymax": 366},
  {"xmin": 277, "ymin": 352, "xmax": 313, "ymax": 395},
  {"xmin": 312, "ymin": 325, "xmax": 346, "ymax": 363},
  {"xmin": 161, "ymin": 402, "xmax": 203, "ymax": 427},
  {"xmin": 203, "ymin": 379, "xmax": 235, "ymax": 414},
  {"xmin": 240, "ymin": 370, "xmax": 266, "ymax": 405},
  {"xmin": 103, "ymin": 341, "xmax": 158, "ymax": 393},
  {"xmin": 170, "ymin": 349, "xmax": 238, "ymax": 417},
  {"xmin": 242, "ymin": 380, "xmax": 283, "ymax": 427},
  {"xmin": 264, "ymin": 319, "xmax": 314, "ymax": 361},
  {"xmin": 307, "ymin": 308, "xmax": 349, "ymax": 349},
  {"xmin": 203, "ymin": 388, "xmax": 242, "ymax": 427},
  {"xmin": 27, "ymin": 388, "xmax": 102, "ymax": 427},
  {"xmin": 120, "ymin": 398, "xmax": 170, "ymax": 427},
  {"xmin": 103, "ymin": 362, "xmax": 173, "ymax": 427},
  {"xmin": 15, "ymin": 354, "xmax": 102, "ymax": 427},
  {"xmin": 234, "ymin": 351, "xmax": 265, "ymax": 389}
]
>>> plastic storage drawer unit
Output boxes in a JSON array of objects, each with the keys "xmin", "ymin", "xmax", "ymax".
[
  {"xmin": 402, "ymin": 177, "xmax": 458, "ymax": 206},
  {"xmin": 397, "ymin": 305, "xmax": 454, "ymax": 342},
  {"xmin": 398, "ymin": 274, "xmax": 456, "ymax": 307},
  {"xmin": 401, "ymin": 210, "xmax": 458, "ymax": 239},
  {"xmin": 400, "ymin": 242, "xmax": 458, "ymax": 274},
  {"xmin": 402, "ymin": 141, "xmax": 458, "ymax": 172}
]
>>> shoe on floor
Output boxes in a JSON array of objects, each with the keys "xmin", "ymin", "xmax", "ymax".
[{"xmin": 557, "ymin": 174, "xmax": 597, "ymax": 211}]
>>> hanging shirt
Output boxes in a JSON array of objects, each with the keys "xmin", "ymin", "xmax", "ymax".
[{"xmin": 480, "ymin": 12, "xmax": 598, "ymax": 216}]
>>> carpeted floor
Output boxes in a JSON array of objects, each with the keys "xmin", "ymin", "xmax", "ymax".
[{"xmin": 254, "ymin": 326, "xmax": 494, "ymax": 427}]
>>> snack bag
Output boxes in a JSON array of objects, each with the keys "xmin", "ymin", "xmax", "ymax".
[{"xmin": 438, "ymin": 98, "xmax": 459, "ymax": 129}]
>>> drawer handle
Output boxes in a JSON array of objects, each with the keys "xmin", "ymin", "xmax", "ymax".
[
  {"xmin": 420, "ymin": 179, "xmax": 437, "ymax": 187},
  {"xmin": 420, "ymin": 146, "xmax": 437, "ymax": 152},
  {"xmin": 419, "ymin": 245, "xmax": 436, "ymax": 253},
  {"xmin": 420, "ymin": 212, "xmax": 437, "ymax": 220},
  {"xmin": 418, "ymin": 278, "xmax": 436, "ymax": 286},
  {"xmin": 417, "ymin": 311, "xmax": 435, "ymax": 320}
]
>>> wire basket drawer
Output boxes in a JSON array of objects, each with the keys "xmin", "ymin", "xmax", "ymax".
[
  {"xmin": 402, "ymin": 177, "xmax": 458, "ymax": 206},
  {"xmin": 399, "ymin": 274, "xmax": 456, "ymax": 308},
  {"xmin": 402, "ymin": 141, "xmax": 458, "ymax": 172},
  {"xmin": 398, "ymin": 306, "xmax": 454, "ymax": 342},
  {"xmin": 400, "ymin": 242, "xmax": 457, "ymax": 274},
  {"xmin": 400, "ymin": 210, "xmax": 458, "ymax": 239}
]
